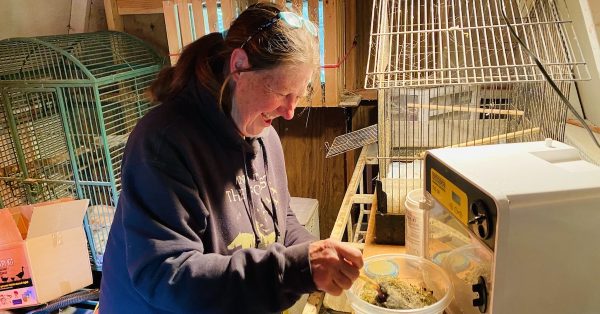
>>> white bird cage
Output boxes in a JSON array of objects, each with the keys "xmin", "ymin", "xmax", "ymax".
[{"xmin": 367, "ymin": 0, "xmax": 588, "ymax": 214}]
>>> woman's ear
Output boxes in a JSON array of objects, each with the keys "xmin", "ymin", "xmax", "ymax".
[{"xmin": 230, "ymin": 48, "xmax": 250, "ymax": 81}]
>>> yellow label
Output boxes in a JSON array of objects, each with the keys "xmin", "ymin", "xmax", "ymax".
[{"xmin": 430, "ymin": 168, "xmax": 469, "ymax": 225}]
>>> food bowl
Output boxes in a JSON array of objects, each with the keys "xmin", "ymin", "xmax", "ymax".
[{"xmin": 346, "ymin": 254, "xmax": 453, "ymax": 314}]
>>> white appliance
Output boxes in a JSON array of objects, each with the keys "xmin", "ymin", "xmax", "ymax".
[{"xmin": 423, "ymin": 140, "xmax": 600, "ymax": 314}]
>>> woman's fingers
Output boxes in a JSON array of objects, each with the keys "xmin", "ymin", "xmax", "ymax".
[
  {"xmin": 339, "ymin": 258, "xmax": 360, "ymax": 284},
  {"xmin": 308, "ymin": 239, "xmax": 364, "ymax": 295}
]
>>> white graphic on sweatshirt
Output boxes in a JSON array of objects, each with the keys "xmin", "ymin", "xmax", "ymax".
[
  {"xmin": 225, "ymin": 174, "xmax": 268, "ymax": 203},
  {"xmin": 225, "ymin": 173, "xmax": 279, "ymax": 251},
  {"xmin": 226, "ymin": 229, "xmax": 276, "ymax": 250},
  {"xmin": 227, "ymin": 233, "xmax": 255, "ymax": 249}
]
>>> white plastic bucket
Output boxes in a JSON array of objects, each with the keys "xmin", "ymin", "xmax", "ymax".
[{"xmin": 346, "ymin": 254, "xmax": 453, "ymax": 314}]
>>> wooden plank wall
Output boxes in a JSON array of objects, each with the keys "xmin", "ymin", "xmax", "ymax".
[
  {"xmin": 274, "ymin": 109, "xmax": 346, "ymax": 236},
  {"xmin": 274, "ymin": 105, "xmax": 376, "ymax": 238},
  {"xmin": 123, "ymin": 14, "xmax": 169, "ymax": 56}
]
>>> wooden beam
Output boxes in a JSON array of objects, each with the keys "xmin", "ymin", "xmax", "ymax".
[
  {"xmin": 323, "ymin": 0, "xmax": 340, "ymax": 107},
  {"xmin": 330, "ymin": 146, "xmax": 368, "ymax": 241},
  {"xmin": 447, "ymin": 127, "xmax": 541, "ymax": 148},
  {"xmin": 191, "ymin": 0, "xmax": 206, "ymax": 39},
  {"xmin": 163, "ymin": 0, "xmax": 180, "ymax": 65},
  {"xmin": 104, "ymin": 0, "xmax": 124, "ymax": 31},
  {"xmin": 220, "ymin": 0, "xmax": 234, "ymax": 29},
  {"xmin": 353, "ymin": 88, "xmax": 377, "ymax": 100},
  {"xmin": 69, "ymin": 0, "xmax": 91, "ymax": 34},
  {"xmin": 344, "ymin": 0, "xmax": 357, "ymax": 91},
  {"xmin": 352, "ymin": 193, "xmax": 374, "ymax": 204},
  {"xmin": 205, "ymin": 0, "xmax": 219, "ymax": 33},
  {"xmin": 308, "ymin": 0, "xmax": 323, "ymax": 107},
  {"xmin": 406, "ymin": 103, "xmax": 525, "ymax": 116},
  {"xmin": 177, "ymin": 0, "xmax": 193, "ymax": 47},
  {"xmin": 566, "ymin": 118, "xmax": 600, "ymax": 134},
  {"xmin": 117, "ymin": 0, "xmax": 163, "ymax": 14}
]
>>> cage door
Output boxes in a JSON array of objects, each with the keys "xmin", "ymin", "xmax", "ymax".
[{"xmin": 0, "ymin": 88, "xmax": 77, "ymax": 205}]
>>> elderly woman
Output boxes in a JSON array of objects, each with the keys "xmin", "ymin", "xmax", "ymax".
[{"xmin": 99, "ymin": 3, "xmax": 363, "ymax": 313}]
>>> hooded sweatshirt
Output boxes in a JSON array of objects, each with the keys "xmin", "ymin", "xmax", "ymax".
[{"xmin": 99, "ymin": 79, "xmax": 317, "ymax": 313}]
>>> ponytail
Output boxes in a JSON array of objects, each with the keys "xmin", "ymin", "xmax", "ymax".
[{"xmin": 149, "ymin": 32, "xmax": 228, "ymax": 105}]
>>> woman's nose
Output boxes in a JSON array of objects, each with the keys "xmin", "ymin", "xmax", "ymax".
[{"xmin": 278, "ymin": 96, "xmax": 297, "ymax": 120}]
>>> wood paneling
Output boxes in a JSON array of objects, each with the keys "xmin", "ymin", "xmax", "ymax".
[
  {"xmin": 274, "ymin": 104, "xmax": 376, "ymax": 238},
  {"xmin": 274, "ymin": 108, "xmax": 347, "ymax": 237},
  {"xmin": 123, "ymin": 14, "xmax": 169, "ymax": 57}
]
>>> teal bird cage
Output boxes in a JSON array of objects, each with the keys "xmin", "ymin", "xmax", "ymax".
[{"xmin": 0, "ymin": 31, "xmax": 164, "ymax": 270}]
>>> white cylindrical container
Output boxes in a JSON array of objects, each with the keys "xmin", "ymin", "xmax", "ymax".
[{"xmin": 405, "ymin": 189, "xmax": 433, "ymax": 257}]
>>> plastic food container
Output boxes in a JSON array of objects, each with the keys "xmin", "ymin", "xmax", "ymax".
[
  {"xmin": 346, "ymin": 254, "xmax": 454, "ymax": 314},
  {"xmin": 441, "ymin": 244, "xmax": 493, "ymax": 314}
]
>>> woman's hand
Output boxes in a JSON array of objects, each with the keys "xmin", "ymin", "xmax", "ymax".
[{"xmin": 308, "ymin": 238, "xmax": 364, "ymax": 296}]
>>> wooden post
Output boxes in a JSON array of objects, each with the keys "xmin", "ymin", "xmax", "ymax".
[
  {"xmin": 344, "ymin": 0, "xmax": 357, "ymax": 91},
  {"xmin": 205, "ymin": 0, "xmax": 219, "ymax": 32},
  {"xmin": 163, "ymin": 0, "xmax": 180, "ymax": 65},
  {"xmin": 104, "ymin": 0, "xmax": 124, "ymax": 31},
  {"xmin": 191, "ymin": 0, "xmax": 206, "ymax": 40},
  {"xmin": 177, "ymin": 0, "xmax": 193, "ymax": 47},
  {"xmin": 323, "ymin": 0, "xmax": 340, "ymax": 107},
  {"xmin": 308, "ymin": 0, "xmax": 323, "ymax": 107},
  {"xmin": 70, "ymin": 0, "xmax": 91, "ymax": 34},
  {"xmin": 221, "ymin": 0, "xmax": 235, "ymax": 29}
]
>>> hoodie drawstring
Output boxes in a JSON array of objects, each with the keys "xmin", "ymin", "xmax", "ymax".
[
  {"xmin": 239, "ymin": 139, "xmax": 281, "ymax": 247},
  {"xmin": 240, "ymin": 144, "xmax": 262, "ymax": 247},
  {"xmin": 258, "ymin": 138, "xmax": 281, "ymax": 243}
]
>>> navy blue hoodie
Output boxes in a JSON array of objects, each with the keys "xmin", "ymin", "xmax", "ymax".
[{"xmin": 99, "ymin": 80, "xmax": 317, "ymax": 313}]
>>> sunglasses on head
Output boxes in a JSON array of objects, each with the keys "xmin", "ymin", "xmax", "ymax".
[{"xmin": 240, "ymin": 11, "xmax": 318, "ymax": 49}]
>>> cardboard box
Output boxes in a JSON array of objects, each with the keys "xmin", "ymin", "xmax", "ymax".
[{"xmin": 0, "ymin": 199, "xmax": 92, "ymax": 310}]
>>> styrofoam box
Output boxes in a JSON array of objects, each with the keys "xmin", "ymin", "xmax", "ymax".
[
  {"xmin": 287, "ymin": 197, "xmax": 320, "ymax": 314},
  {"xmin": 289, "ymin": 197, "xmax": 319, "ymax": 239}
]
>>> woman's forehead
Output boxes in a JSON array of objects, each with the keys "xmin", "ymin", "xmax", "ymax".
[{"xmin": 260, "ymin": 64, "xmax": 313, "ymax": 87}]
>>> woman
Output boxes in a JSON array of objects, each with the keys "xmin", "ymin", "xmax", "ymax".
[{"xmin": 99, "ymin": 3, "xmax": 363, "ymax": 313}]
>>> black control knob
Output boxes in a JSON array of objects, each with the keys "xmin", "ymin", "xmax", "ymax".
[
  {"xmin": 468, "ymin": 200, "xmax": 491, "ymax": 239},
  {"xmin": 472, "ymin": 276, "xmax": 488, "ymax": 313}
]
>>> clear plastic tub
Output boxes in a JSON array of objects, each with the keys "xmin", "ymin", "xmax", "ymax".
[
  {"xmin": 346, "ymin": 254, "xmax": 454, "ymax": 314},
  {"xmin": 441, "ymin": 244, "xmax": 493, "ymax": 314}
]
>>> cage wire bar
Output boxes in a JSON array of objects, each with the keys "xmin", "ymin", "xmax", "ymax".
[
  {"xmin": 366, "ymin": 0, "xmax": 582, "ymax": 216},
  {"xmin": 365, "ymin": 0, "xmax": 589, "ymax": 88},
  {"xmin": 378, "ymin": 82, "xmax": 570, "ymax": 212},
  {"xmin": 0, "ymin": 31, "xmax": 164, "ymax": 270}
]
